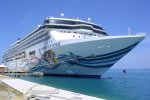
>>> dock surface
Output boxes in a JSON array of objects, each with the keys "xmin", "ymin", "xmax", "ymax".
[
  {"xmin": 0, "ymin": 75, "xmax": 105, "ymax": 100},
  {"xmin": 0, "ymin": 75, "xmax": 24, "ymax": 100}
]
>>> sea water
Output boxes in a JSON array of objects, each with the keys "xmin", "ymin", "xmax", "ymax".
[{"xmin": 19, "ymin": 69, "xmax": 150, "ymax": 100}]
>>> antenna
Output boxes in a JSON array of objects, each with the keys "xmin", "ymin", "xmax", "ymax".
[
  {"xmin": 88, "ymin": 18, "xmax": 91, "ymax": 22},
  {"xmin": 128, "ymin": 27, "xmax": 131, "ymax": 35},
  {"xmin": 76, "ymin": 14, "xmax": 79, "ymax": 20},
  {"xmin": 61, "ymin": 13, "xmax": 64, "ymax": 18}
]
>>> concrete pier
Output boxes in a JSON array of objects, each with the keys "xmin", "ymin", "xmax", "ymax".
[
  {"xmin": 0, "ymin": 75, "xmax": 105, "ymax": 100},
  {"xmin": 0, "ymin": 75, "xmax": 24, "ymax": 100}
]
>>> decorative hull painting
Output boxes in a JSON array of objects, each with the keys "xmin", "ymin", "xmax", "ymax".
[
  {"xmin": 23, "ymin": 42, "xmax": 137, "ymax": 75},
  {"xmin": 25, "ymin": 49, "xmax": 112, "ymax": 72},
  {"xmin": 28, "ymin": 50, "xmax": 60, "ymax": 71}
]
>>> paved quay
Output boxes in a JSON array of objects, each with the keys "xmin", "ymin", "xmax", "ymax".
[
  {"xmin": 0, "ymin": 75, "xmax": 105, "ymax": 100},
  {"xmin": 0, "ymin": 75, "xmax": 24, "ymax": 100}
]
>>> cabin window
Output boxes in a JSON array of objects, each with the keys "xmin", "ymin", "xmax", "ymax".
[{"xmin": 29, "ymin": 51, "xmax": 35, "ymax": 56}]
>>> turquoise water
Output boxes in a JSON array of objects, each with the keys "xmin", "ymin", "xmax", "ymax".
[{"xmin": 19, "ymin": 69, "xmax": 150, "ymax": 100}]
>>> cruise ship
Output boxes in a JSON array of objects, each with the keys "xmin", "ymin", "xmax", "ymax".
[{"xmin": 2, "ymin": 17, "xmax": 145, "ymax": 78}]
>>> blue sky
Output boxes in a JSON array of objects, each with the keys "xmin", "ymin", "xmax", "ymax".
[{"xmin": 0, "ymin": 0, "xmax": 150, "ymax": 69}]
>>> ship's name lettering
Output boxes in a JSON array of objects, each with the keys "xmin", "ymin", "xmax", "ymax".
[{"xmin": 42, "ymin": 42, "xmax": 60, "ymax": 50}]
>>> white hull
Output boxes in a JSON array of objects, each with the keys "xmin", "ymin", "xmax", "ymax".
[{"xmin": 5, "ymin": 34, "xmax": 145, "ymax": 77}]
